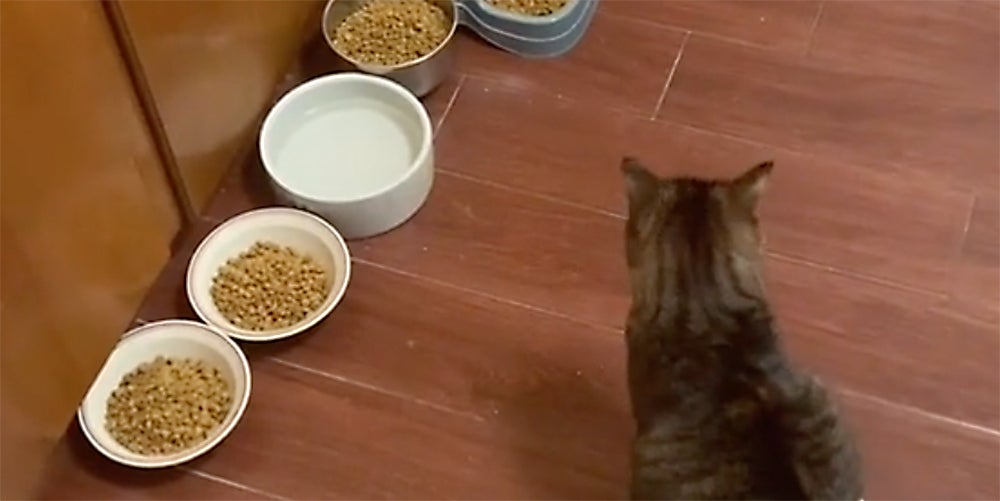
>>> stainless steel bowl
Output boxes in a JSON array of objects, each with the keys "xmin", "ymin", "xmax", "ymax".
[{"xmin": 321, "ymin": 0, "xmax": 458, "ymax": 97}]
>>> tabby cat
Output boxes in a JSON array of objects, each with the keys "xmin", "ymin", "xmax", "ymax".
[{"xmin": 621, "ymin": 157, "xmax": 863, "ymax": 500}]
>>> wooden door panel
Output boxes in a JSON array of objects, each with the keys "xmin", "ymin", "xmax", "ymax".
[
  {"xmin": 0, "ymin": 1, "xmax": 179, "ymax": 497},
  {"xmin": 118, "ymin": 0, "xmax": 323, "ymax": 211}
]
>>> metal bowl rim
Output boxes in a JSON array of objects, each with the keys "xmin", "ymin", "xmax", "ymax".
[{"xmin": 321, "ymin": 0, "xmax": 460, "ymax": 71}]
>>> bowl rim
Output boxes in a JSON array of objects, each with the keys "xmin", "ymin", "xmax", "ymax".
[
  {"xmin": 258, "ymin": 72, "xmax": 434, "ymax": 204},
  {"xmin": 76, "ymin": 319, "xmax": 253, "ymax": 469},
  {"xmin": 469, "ymin": 0, "xmax": 579, "ymax": 24},
  {"xmin": 185, "ymin": 206, "xmax": 353, "ymax": 342},
  {"xmin": 320, "ymin": 0, "xmax": 460, "ymax": 71}
]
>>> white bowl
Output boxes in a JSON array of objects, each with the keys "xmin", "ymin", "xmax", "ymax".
[
  {"xmin": 259, "ymin": 72, "xmax": 434, "ymax": 239},
  {"xmin": 186, "ymin": 207, "xmax": 352, "ymax": 342},
  {"xmin": 77, "ymin": 320, "xmax": 252, "ymax": 468}
]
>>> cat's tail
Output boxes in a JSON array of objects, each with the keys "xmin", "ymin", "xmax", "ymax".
[{"xmin": 756, "ymin": 355, "xmax": 865, "ymax": 501}]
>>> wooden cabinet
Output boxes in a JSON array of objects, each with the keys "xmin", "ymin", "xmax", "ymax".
[
  {"xmin": 0, "ymin": 1, "xmax": 179, "ymax": 497},
  {"xmin": 0, "ymin": 1, "xmax": 320, "ymax": 497},
  {"xmin": 118, "ymin": 0, "xmax": 323, "ymax": 211}
]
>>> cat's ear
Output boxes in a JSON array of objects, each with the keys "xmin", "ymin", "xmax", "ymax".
[
  {"xmin": 729, "ymin": 160, "xmax": 773, "ymax": 210},
  {"xmin": 622, "ymin": 157, "xmax": 661, "ymax": 210}
]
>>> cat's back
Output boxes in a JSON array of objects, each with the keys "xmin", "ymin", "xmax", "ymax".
[{"xmin": 629, "ymin": 369, "xmax": 806, "ymax": 500}]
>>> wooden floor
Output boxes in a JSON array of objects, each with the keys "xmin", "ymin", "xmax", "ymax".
[{"xmin": 41, "ymin": 1, "xmax": 999, "ymax": 499}]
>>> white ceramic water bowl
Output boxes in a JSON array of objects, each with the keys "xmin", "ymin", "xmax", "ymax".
[
  {"xmin": 186, "ymin": 207, "xmax": 352, "ymax": 342},
  {"xmin": 77, "ymin": 320, "xmax": 252, "ymax": 468},
  {"xmin": 259, "ymin": 72, "xmax": 435, "ymax": 239}
]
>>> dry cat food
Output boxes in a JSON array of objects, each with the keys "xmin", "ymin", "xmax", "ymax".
[
  {"xmin": 486, "ymin": 0, "xmax": 568, "ymax": 16},
  {"xmin": 105, "ymin": 356, "xmax": 232, "ymax": 456},
  {"xmin": 210, "ymin": 241, "xmax": 329, "ymax": 331},
  {"xmin": 332, "ymin": 0, "xmax": 451, "ymax": 66}
]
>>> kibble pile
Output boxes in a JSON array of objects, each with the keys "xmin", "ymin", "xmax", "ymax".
[
  {"xmin": 332, "ymin": 0, "xmax": 450, "ymax": 66},
  {"xmin": 106, "ymin": 357, "xmax": 232, "ymax": 456},
  {"xmin": 486, "ymin": 0, "xmax": 567, "ymax": 16},
  {"xmin": 210, "ymin": 241, "xmax": 329, "ymax": 332}
]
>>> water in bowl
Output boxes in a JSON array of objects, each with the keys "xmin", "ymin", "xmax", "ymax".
[{"xmin": 272, "ymin": 98, "xmax": 421, "ymax": 201}]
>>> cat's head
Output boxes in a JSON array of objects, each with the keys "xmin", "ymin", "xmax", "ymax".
[{"xmin": 621, "ymin": 157, "xmax": 773, "ymax": 324}]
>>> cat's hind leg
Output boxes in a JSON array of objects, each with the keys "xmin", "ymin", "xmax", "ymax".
[{"xmin": 759, "ymin": 363, "xmax": 864, "ymax": 501}]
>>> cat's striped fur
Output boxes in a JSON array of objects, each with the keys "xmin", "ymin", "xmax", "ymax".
[{"xmin": 621, "ymin": 157, "xmax": 863, "ymax": 500}]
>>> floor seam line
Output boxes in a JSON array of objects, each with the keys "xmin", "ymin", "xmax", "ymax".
[
  {"xmin": 432, "ymin": 170, "xmax": 952, "ymax": 298},
  {"xmin": 437, "ymin": 169, "xmax": 623, "ymax": 218},
  {"xmin": 350, "ymin": 256, "xmax": 623, "ymax": 335},
  {"xmin": 433, "ymin": 74, "xmax": 466, "ymax": 136},
  {"xmin": 651, "ymin": 30, "xmax": 691, "ymax": 120},
  {"xmin": 838, "ymin": 387, "xmax": 1000, "ymax": 439},
  {"xmin": 349, "ymin": 257, "xmax": 994, "ymax": 433},
  {"xmin": 956, "ymin": 194, "xmax": 979, "ymax": 259},
  {"xmin": 268, "ymin": 356, "xmax": 488, "ymax": 423},
  {"xmin": 803, "ymin": 1, "xmax": 826, "ymax": 56},
  {"xmin": 421, "ymin": 71, "xmax": 979, "ymax": 197},
  {"xmin": 181, "ymin": 466, "xmax": 291, "ymax": 500},
  {"xmin": 660, "ymin": 120, "xmax": 977, "ymax": 194},
  {"xmin": 765, "ymin": 252, "xmax": 947, "ymax": 299},
  {"xmin": 599, "ymin": 11, "xmax": 801, "ymax": 55},
  {"xmin": 426, "ymin": 73, "xmax": 980, "ymax": 197}
]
